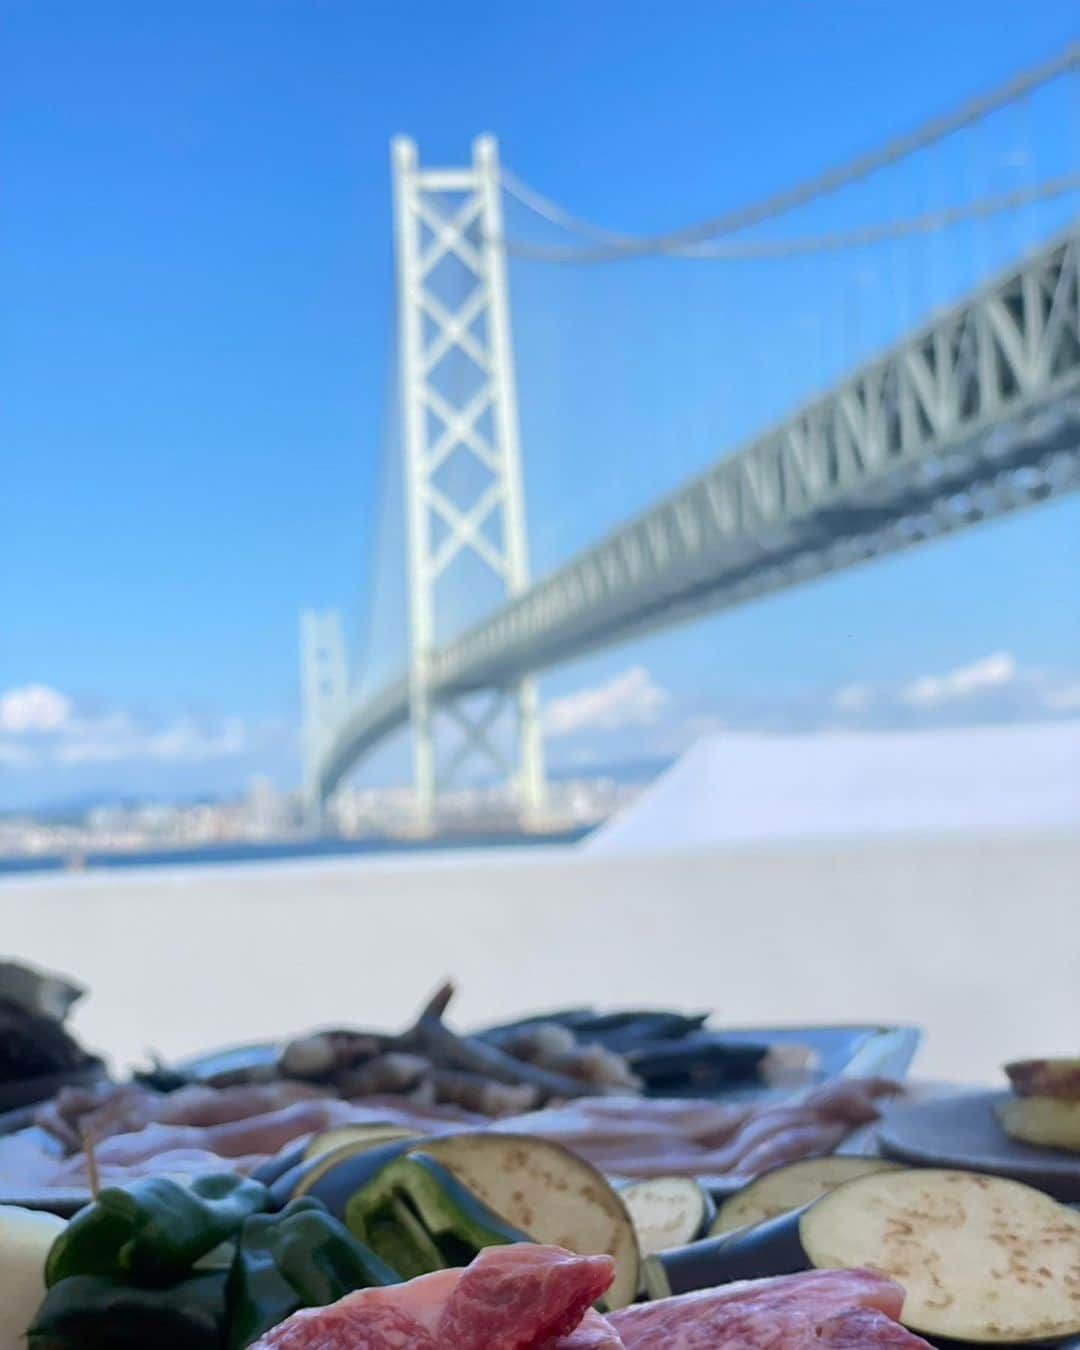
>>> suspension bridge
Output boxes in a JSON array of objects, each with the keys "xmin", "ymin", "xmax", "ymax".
[{"xmin": 302, "ymin": 47, "xmax": 1080, "ymax": 828}]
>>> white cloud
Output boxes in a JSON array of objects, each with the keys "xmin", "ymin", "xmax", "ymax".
[
  {"xmin": 545, "ymin": 666, "xmax": 669, "ymax": 738},
  {"xmin": 148, "ymin": 718, "xmax": 249, "ymax": 762},
  {"xmin": 826, "ymin": 653, "xmax": 1080, "ymax": 732},
  {"xmin": 55, "ymin": 717, "xmax": 250, "ymax": 765},
  {"xmin": 1, "ymin": 684, "xmax": 72, "ymax": 733},
  {"xmin": 0, "ymin": 686, "xmax": 257, "ymax": 768},
  {"xmin": 542, "ymin": 652, "xmax": 1080, "ymax": 773},
  {"xmin": 902, "ymin": 652, "xmax": 1017, "ymax": 707},
  {"xmin": 833, "ymin": 683, "xmax": 872, "ymax": 712}
]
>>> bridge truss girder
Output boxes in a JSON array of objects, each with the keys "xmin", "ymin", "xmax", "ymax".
[
  {"xmin": 433, "ymin": 224, "xmax": 1080, "ymax": 691},
  {"xmin": 312, "ymin": 217, "xmax": 1080, "ymax": 806}
]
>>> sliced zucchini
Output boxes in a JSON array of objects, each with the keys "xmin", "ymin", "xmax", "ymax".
[
  {"xmin": 410, "ymin": 1132, "xmax": 640, "ymax": 1309},
  {"xmin": 801, "ymin": 1168, "xmax": 1080, "ymax": 1343},
  {"xmin": 996, "ymin": 1096, "xmax": 1080, "ymax": 1152},
  {"xmin": 619, "ymin": 1177, "xmax": 714, "ymax": 1257},
  {"xmin": 710, "ymin": 1157, "xmax": 902, "ymax": 1235},
  {"xmin": 303, "ymin": 1125, "xmax": 422, "ymax": 1163}
]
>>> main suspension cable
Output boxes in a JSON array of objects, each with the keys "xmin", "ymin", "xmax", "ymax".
[
  {"xmin": 500, "ymin": 43, "xmax": 1079, "ymax": 264},
  {"xmin": 502, "ymin": 174, "xmax": 1080, "ymax": 263}
]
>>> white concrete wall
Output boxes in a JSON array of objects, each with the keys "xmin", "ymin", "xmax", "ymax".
[{"xmin": 3, "ymin": 832, "xmax": 1077, "ymax": 1087}]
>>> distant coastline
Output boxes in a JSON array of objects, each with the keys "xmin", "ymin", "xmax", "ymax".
[{"xmin": 0, "ymin": 826, "xmax": 592, "ymax": 877}]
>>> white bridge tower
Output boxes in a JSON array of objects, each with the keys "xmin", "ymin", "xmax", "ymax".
[
  {"xmin": 391, "ymin": 134, "xmax": 546, "ymax": 828},
  {"xmin": 299, "ymin": 136, "xmax": 547, "ymax": 829}
]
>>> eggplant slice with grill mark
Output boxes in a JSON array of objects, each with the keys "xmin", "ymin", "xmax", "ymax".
[
  {"xmin": 799, "ymin": 1168, "xmax": 1080, "ymax": 1343},
  {"xmin": 710, "ymin": 1156, "xmax": 902, "ymax": 1235},
  {"xmin": 651, "ymin": 1167, "xmax": 1080, "ymax": 1345}
]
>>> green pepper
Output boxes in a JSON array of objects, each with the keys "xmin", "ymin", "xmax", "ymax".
[
  {"xmin": 46, "ymin": 1173, "xmax": 269, "ymax": 1287},
  {"xmin": 344, "ymin": 1153, "xmax": 527, "ymax": 1278},
  {"xmin": 227, "ymin": 1197, "xmax": 399, "ymax": 1348},
  {"xmin": 28, "ymin": 1270, "xmax": 229, "ymax": 1349}
]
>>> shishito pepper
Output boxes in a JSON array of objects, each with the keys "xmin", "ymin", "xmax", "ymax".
[
  {"xmin": 227, "ymin": 1197, "xmax": 398, "ymax": 1348},
  {"xmin": 344, "ymin": 1153, "xmax": 528, "ymax": 1279},
  {"xmin": 45, "ymin": 1173, "xmax": 269, "ymax": 1287},
  {"xmin": 27, "ymin": 1270, "xmax": 229, "ymax": 1349}
]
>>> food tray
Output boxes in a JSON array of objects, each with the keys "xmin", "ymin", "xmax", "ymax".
[{"xmin": 0, "ymin": 1023, "xmax": 921, "ymax": 1213}]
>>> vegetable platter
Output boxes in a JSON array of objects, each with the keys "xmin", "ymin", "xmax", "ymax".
[
  {"xmin": 3, "ymin": 1000, "xmax": 1080, "ymax": 1349},
  {"xmin": 4, "ymin": 1130, "xmax": 1080, "ymax": 1348}
]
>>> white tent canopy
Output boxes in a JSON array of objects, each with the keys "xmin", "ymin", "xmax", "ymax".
[{"xmin": 585, "ymin": 721, "xmax": 1080, "ymax": 854}]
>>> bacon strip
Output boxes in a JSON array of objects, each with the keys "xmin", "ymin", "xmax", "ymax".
[{"xmin": 16, "ymin": 1076, "xmax": 898, "ymax": 1191}]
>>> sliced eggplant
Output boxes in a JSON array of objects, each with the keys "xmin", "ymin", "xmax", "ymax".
[
  {"xmin": 648, "ymin": 1167, "xmax": 1080, "ymax": 1343},
  {"xmin": 996, "ymin": 1095, "xmax": 1080, "ymax": 1152},
  {"xmin": 302, "ymin": 1124, "xmax": 422, "ymax": 1162},
  {"xmin": 413, "ymin": 1132, "xmax": 640, "ymax": 1309},
  {"xmin": 801, "ymin": 1168, "xmax": 1080, "ymax": 1343},
  {"xmin": 619, "ymin": 1177, "xmax": 715, "ymax": 1257},
  {"xmin": 710, "ymin": 1156, "xmax": 902, "ymax": 1235}
]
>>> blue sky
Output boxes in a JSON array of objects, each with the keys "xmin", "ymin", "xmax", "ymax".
[{"xmin": 3, "ymin": 0, "xmax": 1079, "ymax": 807}]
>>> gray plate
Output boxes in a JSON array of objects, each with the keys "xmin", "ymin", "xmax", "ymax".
[{"xmin": 877, "ymin": 1089, "xmax": 1080, "ymax": 1202}]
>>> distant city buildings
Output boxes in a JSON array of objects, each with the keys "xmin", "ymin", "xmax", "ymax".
[{"xmin": 0, "ymin": 775, "xmax": 639, "ymax": 860}]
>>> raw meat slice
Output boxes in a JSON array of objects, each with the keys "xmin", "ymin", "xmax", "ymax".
[
  {"xmin": 817, "ymin": 1309, "xmax": 933, "ymax": 1346},
  {"xmin": 249, "ymin": 1267, "xmax": 456, "ymax": 1348},
  {"xmin": 607, "ymin": 1268, "xmax": 907, "ymax": 1349},
  {"xmin": 441, "ymin": 1244, "xmax": 616, "ymax": 1350},
  {"xmin": 251, "ymin": 1245, "xmax": 614, "ymax": 1349},
  {"xmin": 556, "ymin": 1304, "xmax": 932, "ymax": 1350},
  {"xmin": 556, "ymin": 1309, "xmax": 628, "ymax": 1347}
]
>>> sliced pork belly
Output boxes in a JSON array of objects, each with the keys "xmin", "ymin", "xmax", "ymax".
[{"xmin": 251, "ymin": 1244, "xmax": 614, "ymax": 1349}]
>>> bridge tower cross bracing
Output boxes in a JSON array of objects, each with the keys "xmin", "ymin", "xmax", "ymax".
[{"xmin": 391, "ymin": 134, "xmax": 546, "ymax": 829}]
